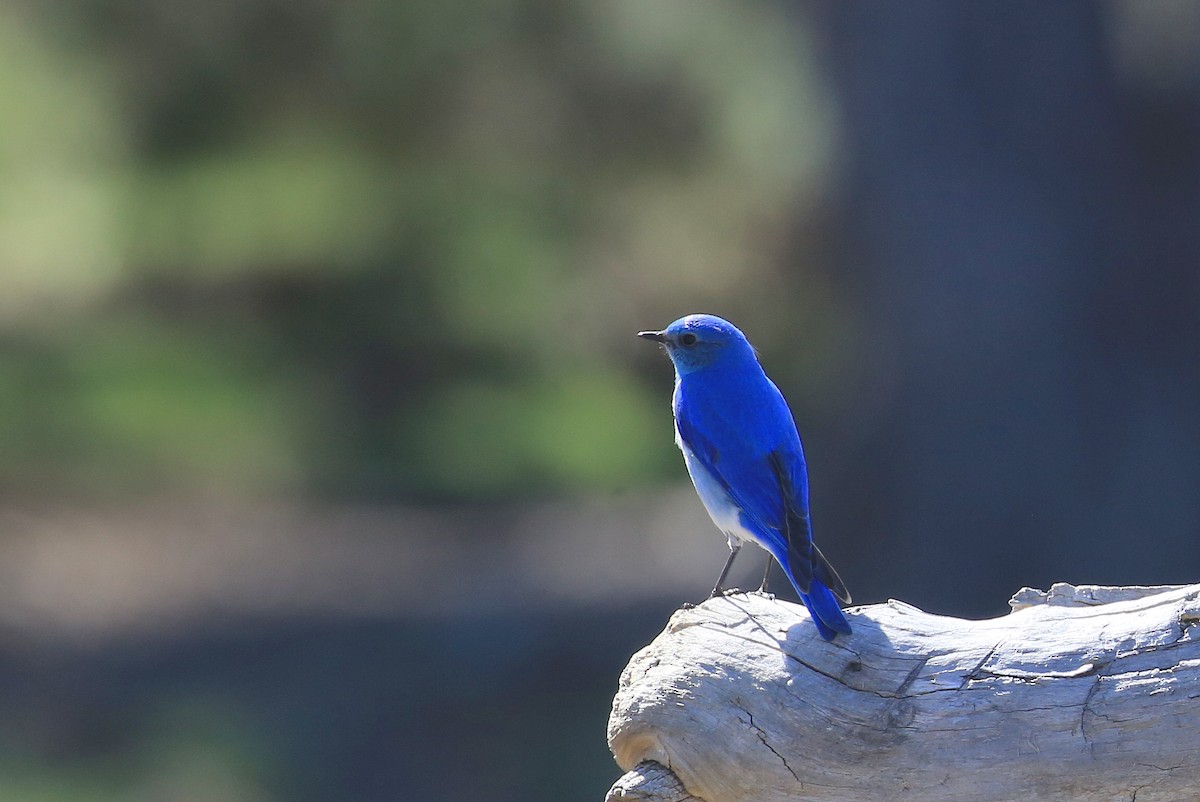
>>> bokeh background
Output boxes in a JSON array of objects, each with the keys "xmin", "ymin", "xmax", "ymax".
[{"xmin": 2, "ymin": 1, "xmax": 1199, "ymax": 799}]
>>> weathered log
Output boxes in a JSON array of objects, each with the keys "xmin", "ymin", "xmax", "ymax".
[{"xmin": 606, "ymin": 584, "xmax": 1200, "ymax": 802}]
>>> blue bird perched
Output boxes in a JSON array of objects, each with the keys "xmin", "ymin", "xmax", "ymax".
[{"xmin": 639, "ymin": 314, "xmax": 852, "ymax": 640}]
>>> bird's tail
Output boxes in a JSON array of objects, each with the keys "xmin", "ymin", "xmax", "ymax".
[
  {"xmin": 773, "ymin": 543, "xmax": 853, "ymax": 641},
  {"xmin": 801, "ymin": 581, "xmax": 852, "ymax": 641}
]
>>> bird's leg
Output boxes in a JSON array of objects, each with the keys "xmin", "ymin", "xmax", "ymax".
[
  {"xmin": 710, "ymin": 544, "xmax": 741, "ymax": 597},
  {"xmin": 758, "ymin": 555, "xmax": 773, "ymax": 593}
]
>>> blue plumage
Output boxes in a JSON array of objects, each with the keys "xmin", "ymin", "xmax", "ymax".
[{"xmin": 639, "ymin": 314, "xmax": 852, "ymax": 640}]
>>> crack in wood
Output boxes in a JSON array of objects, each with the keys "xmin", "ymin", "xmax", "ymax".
[
  {"xmin": 733, "ymin": 703, "xmax": 800, "ymax": 784},
  {"xmin": 960, "ymin": 641, "xmax": 1001, "ymax": 689},
  {"xmin": 978, "ymin": 662, "xmax": 1101, "ymax": 681},
  {"xmin": 895, "ymin": 655, "xmax": 931, "ymax": 696},
  {"xmin": 1080, "ymin": 672, "xmax": 1104, "ymax": 752}
]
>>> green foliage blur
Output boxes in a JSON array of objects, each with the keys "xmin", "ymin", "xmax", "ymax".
[{"xmin": 1, "ymin": 0, "xmax": 844, "ymax": 502}]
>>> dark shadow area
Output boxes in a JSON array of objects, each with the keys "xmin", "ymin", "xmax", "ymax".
[{"xmin": 0, "ymin": 600, "xmax": 677, "ymax": 802}]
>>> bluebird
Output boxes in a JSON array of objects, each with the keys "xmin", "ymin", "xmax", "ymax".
[{"xmin": 639, "ymin": 314, "xmax": 852, "ymax": 640}]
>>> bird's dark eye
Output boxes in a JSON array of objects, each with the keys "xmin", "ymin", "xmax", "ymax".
[{"xmin": 679, "ymin": 333, "xmax": 698, "ymax": 346}]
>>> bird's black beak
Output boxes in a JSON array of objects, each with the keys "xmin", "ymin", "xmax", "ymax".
[{"xmin": 637, "ymin": 330, "xmax": 666, "ymax": 343}]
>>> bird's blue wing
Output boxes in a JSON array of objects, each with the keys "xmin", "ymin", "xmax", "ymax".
[
  {"xmin": 766, "ymin": 450, "xmax": 850, "ymax": 603},
  {"xmin": 676, "ymin": 393, "xmax": 850, "ymax": 603},
  {"xmin": 767, "ymin": 449, "xmax": 851, "ymax": 603},
  {"xmin": 767, "ymin": 449, "xmax": 816, "ymax": 593},
  {"xmin": 674, "ymin": 398, "xmax": 795, "ymax": 553}
]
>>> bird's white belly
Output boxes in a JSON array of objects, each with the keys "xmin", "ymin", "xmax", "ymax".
[{"xmin": 678, "ymin": 439, "xmax": 758, "ymax": 550}]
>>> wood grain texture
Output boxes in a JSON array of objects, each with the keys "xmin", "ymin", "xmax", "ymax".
[
  {"xmin": 606, "ymin": 761, "xmax": 702, "ymax": 802},
  {"xmin": 607, "ymin": 584, "xmax": 1200, "ymax": 802}
]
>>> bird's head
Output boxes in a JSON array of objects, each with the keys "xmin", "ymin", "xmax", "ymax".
[{"xmin": 638, "ymin": 314, "xmax": 756, "ymax": 375}]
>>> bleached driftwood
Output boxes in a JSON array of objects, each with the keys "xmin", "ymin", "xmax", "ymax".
[{"xmin": 607, "ymin": 583, "xmax": 1200, "ymax": 802}]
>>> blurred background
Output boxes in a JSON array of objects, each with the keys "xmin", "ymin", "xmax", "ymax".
[{"xmin": 2, "ymin": 0, "xmax": 1199, "ymax": 799}]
